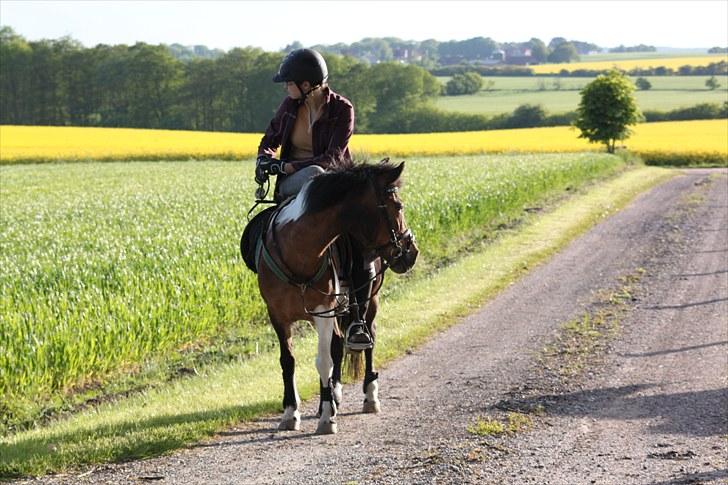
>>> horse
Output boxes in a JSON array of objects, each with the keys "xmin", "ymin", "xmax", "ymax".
[{"xmin": 255, "ymin": 159, "xmax": 418, "ymax": 434}]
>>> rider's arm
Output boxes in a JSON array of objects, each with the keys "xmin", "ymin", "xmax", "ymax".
[{"xmin": 258, "ymin": 98, "xmax": 296, "ymax": 159}]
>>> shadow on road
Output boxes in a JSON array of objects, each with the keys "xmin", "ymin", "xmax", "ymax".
[
  {"xmin": 674, "ymin": 269, "xmax": 728, "ymax": 277},
  {"xmin": 645, "ymin": 297, "xmax": 728, "ymax": 310},
  {"xmin": 619, "ymin": 340, "xmax": 728, "ymax": 358},
  {"xmin": 647, "ymin": 468, "xmax": 728, "ymax": 485},
  {"xmin": 495, "ymin": 384, "xmax": 728, "ymax": 438}
]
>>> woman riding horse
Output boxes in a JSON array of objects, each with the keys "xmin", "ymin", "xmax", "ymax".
[
  {"xmin": 255, "ymin": 48, "xmax": 373, "ymax": 351},
  {"xmin": 254, "ymin": 158, "xmax": 418, "ymax": 434}
]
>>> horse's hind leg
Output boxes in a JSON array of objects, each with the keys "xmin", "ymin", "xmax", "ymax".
[
  {"xmin": 273, "ymin": 322, "xmax": 300, "ymax": 431},
  {"xmin": 314, "ymin": 310, "xmax": 338, "ymax": 434}
]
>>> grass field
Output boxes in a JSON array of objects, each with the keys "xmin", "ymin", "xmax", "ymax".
[
  {"xmin": 0, "ymin": 163, "xmax": 676, "ymax": 478},
  {"xmin": 0, "ymin": 153, "xmax": 625, "ymax": 434},
  {"xmin": 436, "ymin": 75, "xmax": 728, "ymax": 115}
]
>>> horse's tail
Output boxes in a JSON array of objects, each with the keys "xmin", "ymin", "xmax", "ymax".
[{"xmin": 343, "ymin": 349, "xmax": 365, "ymax": 381}]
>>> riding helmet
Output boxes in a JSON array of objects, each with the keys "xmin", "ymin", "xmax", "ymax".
[{"xmin": 273, "ymin": 48, "xmax": 328, "ymax": 86}]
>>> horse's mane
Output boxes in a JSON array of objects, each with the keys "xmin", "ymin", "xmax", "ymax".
[{"xmin": 303, "ymin": 158, "xmax": 402, "ymax": 214}]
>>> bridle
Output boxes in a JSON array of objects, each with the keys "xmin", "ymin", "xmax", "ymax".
[{"xmin": 371, "ymin": 182, "xmax": 415, "ymax": 265}]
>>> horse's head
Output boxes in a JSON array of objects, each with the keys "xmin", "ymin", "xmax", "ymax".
[
  {"xmin": 302, "ymin": 159, "xmax": 419, "ymax": 273},
  {"xmin": 348, "ymin": 160, "xmax": 419, "ymax": 274}
]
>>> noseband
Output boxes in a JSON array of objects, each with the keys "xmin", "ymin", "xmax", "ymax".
[{"xmin": 372, "ymin": 183, "xmax": 415, "ymax": 263}]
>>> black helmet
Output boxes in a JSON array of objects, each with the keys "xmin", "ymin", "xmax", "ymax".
[{"xmin": 273, "ymin": 48, "xmax": 328, "ymax": 86}]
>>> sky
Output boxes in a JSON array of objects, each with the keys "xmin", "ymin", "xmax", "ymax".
[{"xmin": 1, "ymin": 0, "xmax": 727, "ymax": 52}]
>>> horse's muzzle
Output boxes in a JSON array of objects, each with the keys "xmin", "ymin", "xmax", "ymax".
[{"xmin": 388, "ymin": 234, "xmax": 418, "ymax": 274}]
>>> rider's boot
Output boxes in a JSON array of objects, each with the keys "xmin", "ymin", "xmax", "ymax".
[{"xmin": 346, "ymin": 261, "xmax": 375, "ymax": 351}]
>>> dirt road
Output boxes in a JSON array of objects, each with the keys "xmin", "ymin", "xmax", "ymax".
[{"xmin": 31, "ymin": 169, "xmax": 728, "ymax": 485}]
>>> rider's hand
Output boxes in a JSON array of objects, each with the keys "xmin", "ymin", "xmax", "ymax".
[
  {"xmin": 255, "ymin": 155, "xmax": 271, "ymax": 184},
  {"xmin": 254, "ymin": 168, "xmax": 267, "ymax": 185}
]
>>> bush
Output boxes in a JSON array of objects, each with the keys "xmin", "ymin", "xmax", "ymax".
[
  {"xmin": 445, "ymin": 71, "xmax": 483, "ymax": 95},
  {"xmin": 635, "ymin": 77, "xmax": 652, "ymax": 90},
  {"xmin": 638, "ymin": 151, "xmax": 728, "ymax": 168},
  {"xmin": 643, "ymin": 103, "xmax": 725, "ymax": 122},
  {"xmin": 503, "ymin": 104, "xmax": 547, "ymax": 128}
]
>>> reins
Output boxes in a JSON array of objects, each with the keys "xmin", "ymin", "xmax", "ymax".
[{"xmin": 247, "ymin": 178, "xmax": 277, "ymax": 221}]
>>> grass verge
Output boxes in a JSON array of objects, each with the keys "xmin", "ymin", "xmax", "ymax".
[{"xmin": 0, "ymin": 165, "xmax": 676, "ymax": 478}]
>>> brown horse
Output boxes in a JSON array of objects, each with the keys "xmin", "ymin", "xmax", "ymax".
[{"xmin": 256, "ymin": 159, "xmax": 418, "ymax": 434}]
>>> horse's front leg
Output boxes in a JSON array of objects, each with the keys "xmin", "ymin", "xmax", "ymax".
[
  {"xmin": 331, "ymin": 327, "xmax": 344, "ymax": 406},
  {"xmin": 363, "ymin": 299, "xmax": 380, "ymax": 414},
  {"xmin": 362, "ymin": 343, "xmax": 380, "ymax": 414},
  {"xmin": 318, "ymin": 327, "xmax": 343, "ymax": 418},
  {"xmin": 273, "ymin": 322, "xmax": 300, "ymax": 431},
  {"xmin": 314, "ymin": 310, "xmax": 337, "ymax": 434}
]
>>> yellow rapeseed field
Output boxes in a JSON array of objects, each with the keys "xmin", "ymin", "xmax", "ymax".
[
  {"xmin": 0, "ymin": 126, "xmax": 262, "ymax": 162},
  {"xmin": 531, "ymin": 55, "xmax": 727, "ymax": 74},
  {"xmin": 1, "ymin": 120, "xmax": 726, "ymax": 164}
]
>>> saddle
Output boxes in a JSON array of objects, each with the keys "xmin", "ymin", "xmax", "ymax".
[{"xmin": 239, "ymin": 203, "xmax": 354, "ymax": 282}]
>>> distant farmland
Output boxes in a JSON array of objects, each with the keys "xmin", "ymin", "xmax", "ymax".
[
  {"xmin": 530, "ymin": 54, "xmax": 726, "ymax": 74},
  {"xmin": 436, "ymin": 75, "xmax": 728, "ymax": 116}
]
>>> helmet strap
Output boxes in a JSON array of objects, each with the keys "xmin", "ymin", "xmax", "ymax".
[{"xmin": 295, "ymin": 81, "xmax": 321, "ymax": 103}]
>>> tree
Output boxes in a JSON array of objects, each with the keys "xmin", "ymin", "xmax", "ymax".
[
  {"xmin": 548, "ymin": 37, "xmax": 568, "ymax": 50},
  {"xmin": 547, "ymin": 42, "xmax": 579, "ymax": 63},
  {"xmin": 367, "ymin": 62, "xmax": 440, "ymax": 131},
  {"xmin": 508, "ymin": 104, "xmax": 546, "ymax": 128},
  {"xmin": 0, "ymin": 27, "xmax": 33, "ymax": 124},
  {"xmin": 635, "ymin": 77, "xmax": 652, "ymax": 90},
  {"xmin": 528, "ymin": 38, "xmax": 548, "ymax": 63},
  {"xmin": 574, "ymin": 70, "xmax": 642, "ymax": 153},
  {"xmin": 445, "ymin": 71, "xmax": 482, "ymax": 95},
  {"xmin": 705, "ymin": 76, "xmax": 721, "ymax": 90},
  {"xmin": 125, "ymin": 43, "xmax": 182, "ymax": 128}
]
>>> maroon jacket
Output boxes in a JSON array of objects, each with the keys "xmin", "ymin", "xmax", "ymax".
[{"xmin": 257, "ymin": 87, "xmax": 354, "ymax": 171}]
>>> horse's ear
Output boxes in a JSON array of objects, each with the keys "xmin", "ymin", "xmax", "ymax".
[
  {"xmin": 378, "ymin": 157, "xmax": 390, "ymax": 165},
  {"xmin": 383, "ymin": 161, "xmax": 405, "ymax": 186}
]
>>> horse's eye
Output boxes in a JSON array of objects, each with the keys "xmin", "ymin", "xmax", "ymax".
[{"xmin": 394, "ymin": 201, "xmax": 403, "ymax": 211}]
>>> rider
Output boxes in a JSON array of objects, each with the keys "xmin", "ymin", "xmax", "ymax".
[{"xmin": 256, "ymin": 48, "xmax": 374, "ymax": 351}]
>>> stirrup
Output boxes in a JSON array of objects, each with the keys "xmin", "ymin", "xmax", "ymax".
[{"xmin": 345, "ymin": 322, "xmax": 373, "ymax": 351}]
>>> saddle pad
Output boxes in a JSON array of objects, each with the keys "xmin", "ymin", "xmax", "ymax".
[{"xmin": 240, "ymin": 206, "xmax": 276, "ymax": 273}]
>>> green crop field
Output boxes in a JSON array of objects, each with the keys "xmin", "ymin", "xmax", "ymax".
[
  {"xmin": 0, "ymin": 154, "xmax": 625, "ymax": 434},
  {"xmin": 435, "ymin": 75, "xmax": 728, "ymax": 115}
]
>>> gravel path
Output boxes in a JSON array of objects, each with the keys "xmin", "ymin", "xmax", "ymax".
[{"xmin": 27, "ymin": 169, "xmax": 727, "ymax": 485}]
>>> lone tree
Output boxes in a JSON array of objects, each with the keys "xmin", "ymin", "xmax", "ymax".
[
  {"xmin": 705, "ymin": 76, "xmax": 721, "ymax": 90},
  {"xmin": 574, "ymin": 70, "xmax": 642, "ymax": 153},
  {"xmin": 635, "ymin": 77, "xmax": 652, "ymax": 90}
]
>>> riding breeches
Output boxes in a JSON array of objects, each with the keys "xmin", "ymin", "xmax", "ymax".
[{"xmin": 278, "ymin": 165, "xmax": 325, "ymax": 199}]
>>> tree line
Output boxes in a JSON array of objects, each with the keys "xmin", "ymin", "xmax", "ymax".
[
  {"xmin": 307, "ymin": 36, "xmax": 597, "ymax": 67},
  {"xmin": 0, "ymin": 27, "xmax": 442, "ymax": 133},
  {"xmin": 1, "ymin": 27, "xmax": 725, "ymax": 135}
]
